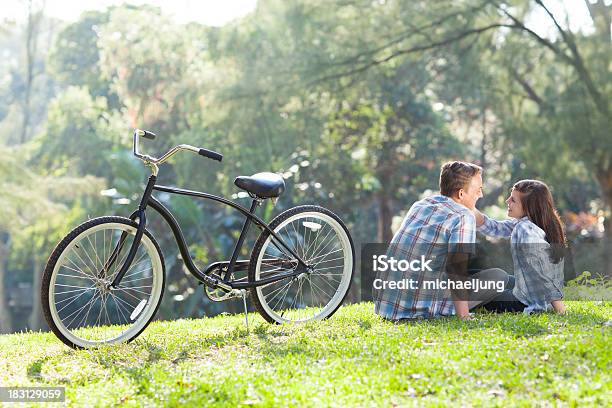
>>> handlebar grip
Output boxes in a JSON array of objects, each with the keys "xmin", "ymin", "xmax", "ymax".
[
  {"xmin": 198, "ymin": 148, "xmax": 223, "ymax": 162},
  {"xmin": 142, "ymin": 130, "xmax": 156, "ymax": 140}
]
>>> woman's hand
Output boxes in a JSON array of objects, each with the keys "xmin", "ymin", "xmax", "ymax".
[
  {"xmin": 471, "ymin": 208, "xmax": 485, "ymax": 227},
  {"xmin": 551, "ymin": 300, "xmax": 566, "ymax": 314}
]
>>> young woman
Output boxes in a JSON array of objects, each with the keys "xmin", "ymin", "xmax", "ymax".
[{"xmin": 473, "ymin": 180, "xmax": 566, "ymax": 314}]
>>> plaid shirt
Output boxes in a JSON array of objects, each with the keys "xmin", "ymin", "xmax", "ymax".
[
  {"xmin": 478, "ymin": 215, "xmax": 564, "ymax": 307},
  {"xmin": 374, "ymin": 195, "xmax": 476, "ymax": 319}
]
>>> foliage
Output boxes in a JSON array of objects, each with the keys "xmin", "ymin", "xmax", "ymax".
[
  {"xmin": 0, "ymin": 0, "xmax": 610, "ymax": 333},
  {"xmin": 565, "ymin": 271, "xmax": 612, "ymax": 301},
  {"xmin": 48, "ymin": 10, "xmax": 116, "ymax": 106},
  {"xmin": 32, "ymin": 86, "xmax": 126, "ymax": 179}
]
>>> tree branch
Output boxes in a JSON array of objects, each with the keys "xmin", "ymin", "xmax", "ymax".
[
  {"xmin": 583, "ymin": 0, "xmax": 611, "ymax": 41},
  {"xmin": 534, "ymin": 0, "xmax": 608, "ymax": 115},
  {"xmin": 323, "ymin": 0, "xmax": 498, "ymax": 70},
  {"xmin": 496, "ymin": 3, "xmax": 608, "ymax": 116},
  {"xmin": 309, "ymin": 23, "xmax": 513, "ymax": 86},
  {"xmin": 498, "ymin": 7, "xmax": 574, "ymax": 65},
  {"xmin": 508, "ymin": 66, "xmax": 547, "ymax": 111}
]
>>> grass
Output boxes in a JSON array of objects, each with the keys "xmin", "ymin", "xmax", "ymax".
[{"xmin": 0, "ymin": 302, "xmax": 610, "ymax": 407}]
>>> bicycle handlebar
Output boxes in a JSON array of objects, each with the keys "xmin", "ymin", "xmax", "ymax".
[
  {"xmin": 199, "ymin": 148, "xmax": 223, "ymax": 162},
  {"xmin": 141, "ymin": 130, "xmax": 156, "ymax": 140},
  {"xmin": 133, "ymin": 129, "xmax": 223, "ymax": 175}
]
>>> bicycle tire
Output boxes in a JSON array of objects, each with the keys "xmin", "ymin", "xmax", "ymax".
[
  {"xmin": 248, "ymin": 205, "xmax": 354, "ymax": 324},
  {"xmin": 41, "ymin": 216, "xmax": 165, "ymax": 349}
]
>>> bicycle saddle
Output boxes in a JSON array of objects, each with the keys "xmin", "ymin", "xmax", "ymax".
[{"xmin": 234, "ymin": 172, "xmax": 285, "ymax": 198}]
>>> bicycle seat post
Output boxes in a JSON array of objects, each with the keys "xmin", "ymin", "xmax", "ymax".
[{"xmin": 226, "ymin": 197, "xmax": 260, "ymax": 275}]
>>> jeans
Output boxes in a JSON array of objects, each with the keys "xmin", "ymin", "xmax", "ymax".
[
  {"xmin": 480, "ymin": 275, "xmax": 527, "ymax": 313},
  {"xmin": 466, "ymin": 268, "xmax": 514, "ymax": 310}
]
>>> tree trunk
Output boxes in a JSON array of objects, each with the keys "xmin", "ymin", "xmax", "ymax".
[
  {"xmin": 595, "ymin": 170, "xmax": 612, "ymax": 278},
  {"xmin": 20, "ymin": 0, "xmax": 36, "ymax": 143},
  {"xmin": 377, "ymin": 191, "xmax": 393, "ymax": 244},
  {"xmin": 28, "ymin": 259, "xmax": 45, "ymax": 331},
  {"xmin": 0, "ymin": 240, "xmax": 13, "ymax": 333},
  {"xmin": 29, "ymin": 231, "xmax": 49, "ymax": 331},
  {"xmin": 480, "ymin": 107, "xmax": 487, "ymax": 168}
]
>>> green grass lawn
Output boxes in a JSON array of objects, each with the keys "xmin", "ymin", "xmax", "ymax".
[{"xmin": 1, "ymin": 301, "xmax": 610, "ymax": 407}]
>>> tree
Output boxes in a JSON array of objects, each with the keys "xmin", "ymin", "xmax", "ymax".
[
  {"xmin": 48, "ymin": 10, "xmax": 119, "ymax": 108},
  {"xmin": 320, "ymin": 63, "xmax": 462, "ymax": 242},
  {"xmin": 298, "ymin": 0, "xmax": 611, "ymax": 273},
  {"xmin": 0, "ymin": 143, "xmax": 103, "ymax": 332}
]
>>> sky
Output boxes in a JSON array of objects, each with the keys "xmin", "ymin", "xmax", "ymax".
[
  {"xmin": 1, "ymin": 0, "xmax": 258, "ymax": 27},
  {"xmin": 0, "ymin": 1, "xmax": 597, "ymax": 34}
]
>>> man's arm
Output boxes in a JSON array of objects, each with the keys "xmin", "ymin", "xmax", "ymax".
[
  {"xmin": 446, "ymin": 251, "xmax": 472, "ymax": 320},
  {"xmin": 447, "ymin": 213, "xmax": 477, "ymax": 319}
]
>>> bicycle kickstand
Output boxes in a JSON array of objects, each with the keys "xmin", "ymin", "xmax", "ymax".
[{"xmin": 240, "ymin": 289, "xmax": 249, "ymax": 333}]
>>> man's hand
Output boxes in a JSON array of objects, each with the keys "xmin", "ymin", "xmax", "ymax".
[{"xmin": 453, "ymin": 299, "xmax": 471, "ymax": 320}]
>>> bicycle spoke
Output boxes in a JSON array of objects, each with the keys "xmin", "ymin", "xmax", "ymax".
[
  {"xmin": 289, "ymin": 221, "xmax": 302, "ymax": 258},
  {"xmin": 116, "ymin": 287, "xmax": 152, "ymax": 297},
  {"xmin": 272, "ymin": 280, "xmax": 294, "ymax": 312},
  {"xmin": 109, "ymin": 292, "xmax": 131, "ymax": 326},
  {"xmin": 55, "ymin": 286, "xmax": 94, "ymax": 296},
  {"xmin": 307, "ymin": 276, "xmax": 333, "ymax": 300},
  {"xmin": 265, "ymin": 279, "xmax": 294, "ymax": 307},
  {"xmin": 119, "ymin": 275, "xmax": 153, "ymax": 285},
  {"xmin": 313, "ymin": 274, "xmax": 339, "ymax": 293},
  {"xmin": 262, "ymin": 278, "xmax": 294, "ymax": 301},
  {"xmin": 312, "ymin": 256, "xmax": 345, "ymax": 267},
  {"xmin": 55, "ymin": 289, "xmax": 94, "ymax": 306},
  {"xmin": 63, "ymin": 292, "xmax": 98, "ymax": 328},
  {"xmin": 304, "ymin": 222, "xmax": 332, "ymax": 257},
  {"xmin": 65, "ymin": 252, "xmax": 96, "ymax": 280},
  {"xmin": 307, "ymin": 247, "xmax": 343, "ymax": 264},
  {"xmin": 85, "ymin": 233, "xmax": 103, "ymax": 272},
  {"xmin": 114, "ymin": 287, "xmax": 143, "ymax": 302},
  {"xmin": 78, "ymin": 237, "xmax": 102, "ymax": 278},
  {"xmin": 307, "ymin": 275, "xmax": 322, "ymax": 308},
  {"xmin": 307, "ymin": 233, "xmax": 338, "ymax": 265}
]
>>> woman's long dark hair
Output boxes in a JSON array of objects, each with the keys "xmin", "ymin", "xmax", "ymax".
[{"xmin": 513, "ymin": 180, "xmax": 567, "ymax": 263}]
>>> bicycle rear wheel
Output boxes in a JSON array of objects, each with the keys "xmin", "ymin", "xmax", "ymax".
[
  {"xmin": 249, "ymin": 205, "xmax": 354, "ymax": 324},
  {"xmin": 42, "ymin": 216, "xmax": 165, "ymax": 349}
]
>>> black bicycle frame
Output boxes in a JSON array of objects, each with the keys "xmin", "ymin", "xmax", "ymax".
[{"xmin": 109, "ymin": 175, "xmax": 309, "ymax": 291}]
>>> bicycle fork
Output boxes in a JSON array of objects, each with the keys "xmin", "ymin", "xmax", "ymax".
[{"xmin": 101, "ymin": 175, "xmax": 157, "ymax": 289}]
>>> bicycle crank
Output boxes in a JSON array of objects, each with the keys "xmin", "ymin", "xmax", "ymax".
[{"xmin": 205, "ymin": 285, "xmax": 243, "ymax": 302}]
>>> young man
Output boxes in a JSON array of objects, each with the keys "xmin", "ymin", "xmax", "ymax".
[{"xmin": 374, "ymin": 161, "xmax": 510, "ymax": 320}]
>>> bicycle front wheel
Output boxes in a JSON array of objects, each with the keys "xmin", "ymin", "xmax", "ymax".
[
  {"xmin": 249, "ymin": 205, "xmax": 354, "ymax": 324},
  {"xmin": 42, "ymin": 216, "xmax": 165, "ymax": 349}
]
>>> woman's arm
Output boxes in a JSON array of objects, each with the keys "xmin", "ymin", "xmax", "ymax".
[
  {"xmin": 473, "ymin": 208, "xmax": 485, "ymax": 227},
  {"xmin": 473, "ymin": 209, "xmax": 516, "ymax": 238},
  {"xmin": 551, "ymin": 300, "xmax": 566, "ymax": 314}
]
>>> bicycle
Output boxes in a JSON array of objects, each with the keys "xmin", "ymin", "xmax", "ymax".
[{"xmin": 41, "ymin": 129, "xmax": 355, "ymax": 349}]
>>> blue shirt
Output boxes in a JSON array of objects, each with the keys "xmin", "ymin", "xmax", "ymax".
[
  {"xmin": 478, "ymin": 215, "xmax": 564, "ymax": 308},
  {"xmin": 374, "ymin": 195, "xmax": 476, "ymax": 319}
]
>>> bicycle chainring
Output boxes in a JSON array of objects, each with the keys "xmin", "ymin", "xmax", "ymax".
[
  {"xmin": 205, "ymin": 285, "xmax": 235, "ymax": 302},
  {"xmin": 204, "ymin": 269, "xmax": 241, "ymax": 302}
]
